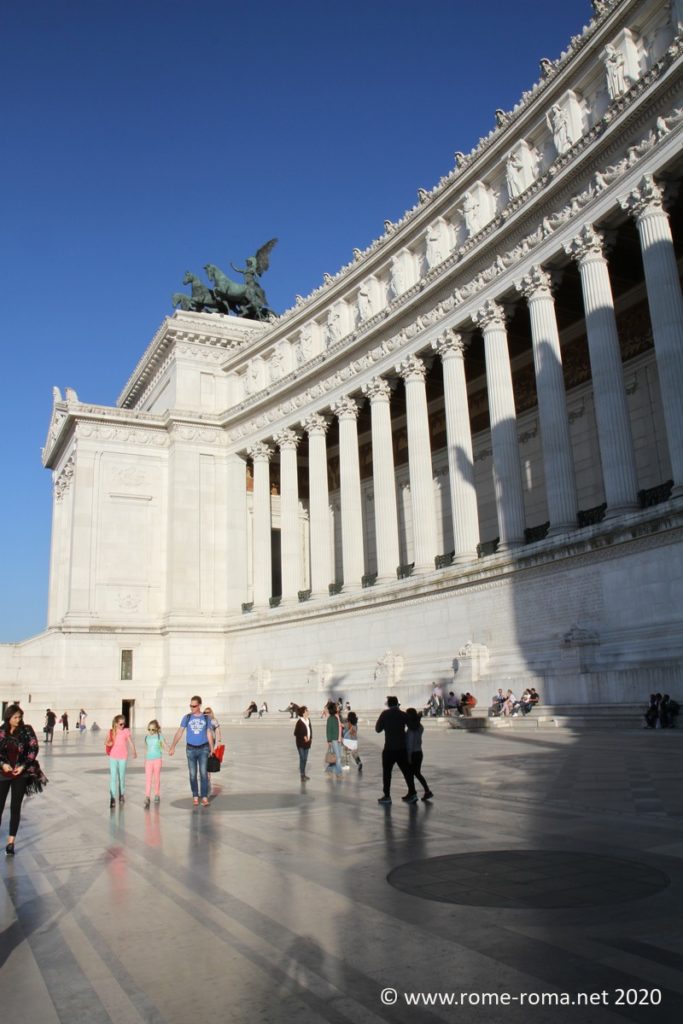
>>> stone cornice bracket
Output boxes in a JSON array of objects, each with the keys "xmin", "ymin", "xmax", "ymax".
[
  {"xmin": 273, "ymin": 428, "xmax": 300, "ymax": 450},
  {"xmin": 247, "ymin": 441, "xmax": 273, "ymax": 462},
  {"xmin": 331, "ymin": 396, "xmax": 360, "ymax": 420},
  {"xmin": 396, "ymin": 354, "xmax": 427, "ymax": 382},
  {"xmin": 54, "ymin": 454, "xmax": 75, "ymax": 501},
  {"xmin": 564, "ymin": 224, "xmax": 605, "ymax": 265},
  {"xmin": 619, "ymin": 173, "xmax": 665, "ymax": 221},
  {"xmin": 432, "ymin": 328, "xmax": 468, "ymax": 359},
  {"xmin": 516, "ymin": 265, "xmax": 553, "ymax": 302},
  {"xmin": 472, "ymin": 299, "xmax": 506, "ymax": 331},
  {"xmin": 361, "ymin": 377, "xmax": 392, "ymax": 402},
  {"xmin": 301, "ymin": 412, "xmax": 329, "ymax": 435}
]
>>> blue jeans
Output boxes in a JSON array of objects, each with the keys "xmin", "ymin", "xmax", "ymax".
[
  {"xmin": 298, "ymin": 746, "xmax": 310, "ymax": 776},
  {"xmin": 325, "ymin": 740, "xmax": 342, "ymax": 775},
  {"xmin": 186, "ymin": 744, "xmax": 209, "ymax": 798}
]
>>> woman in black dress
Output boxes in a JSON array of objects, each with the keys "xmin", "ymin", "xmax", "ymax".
[{"xmin": 0, "ymin": 704, "xmax": 40, "ymax": 855}]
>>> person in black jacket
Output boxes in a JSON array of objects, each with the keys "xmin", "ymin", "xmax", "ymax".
[
  {"xmin": 294, "ymin": 707, "xmax": 312, "ymax": 780},
  {"xmin": 0, "ymin": 704, "xmax": 40, "ymax": 855},
  {"xmin": 375, "ymin": 696, "xmax": 417, "ymax": 805}
]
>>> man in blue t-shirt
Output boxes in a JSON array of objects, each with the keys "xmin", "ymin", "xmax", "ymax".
[{"xmin": 169, "ymin": 695, "xmax": 215, "ymax": 805}]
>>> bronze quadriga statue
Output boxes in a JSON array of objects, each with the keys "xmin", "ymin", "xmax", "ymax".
[{"xmin": 172, "ymin": 239, "xmax": 278, "ymax": 321}]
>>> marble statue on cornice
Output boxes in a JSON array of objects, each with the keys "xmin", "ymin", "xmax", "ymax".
[
  {"xmin": 603, "ymin": 43, "xmax": 627, "ymax": 99},
  {"xmin": 505, "ymin": 151, "xmax": 525, "ymax": 199},
  {"xmin": 460, "ymin": 191, "xmax": 481, "ymax": 236},
  {"xmin": 546, "ymin": 103, "xmax": 570, "ymax": 156}
]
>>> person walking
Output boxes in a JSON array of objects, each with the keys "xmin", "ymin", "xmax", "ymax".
[
  {"xmin": 405, "ymin": 708, "xmax": 433, "ymax": 801},
  {"xmin": 375, "ymin": 696, "xmax": 417, "ymax": 804},
  {"xmin": 44, "ymin": 709, "xmax": 57, "ymax": 743},
  {"xmin": 60, "ymin": 711, "xmax": 69, "ymax": 733},
  {"xmin": 342, "ymin": 711, "xmax": 362, "ymax": 772},
  {"xmin": 106, "ymin": 715, "xmax": 137, "ymax": 808},
  {"xmin": 143, "ymin": 719, "xmax": 166, "ymax": 808},
  {"xmin": 325, "ymin": 700, "xmax": 343, "ymax": 777},
  {"xmin": 78, "ymin": 708, "xmax": 87, "ymax": 734},
  {"xmin": 168, "ymin": 696, "xmax": 215, "ymax": 806},
  {"xmin": 294, "ymin": 706, "xmax": 312, "ymax": 780},
  {"xmin": 0, "ymin": 705, "xmax": 40, "ymax": 855}
]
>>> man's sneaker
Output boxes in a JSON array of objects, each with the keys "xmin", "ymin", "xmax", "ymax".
[
  {"xmin": 144, "ymin": 797, "xmax": 150, "ymax": 809},
  {"xmin": 402, "ymin": 793, "xmax": 419, "ymax": 803},
  {"xmin": 377, "ymin": 795, "xmax": 392, "ymax": 804},
  {"xmin": 422, "ymin": 791, "xmax": 434, "ymax": 801}
]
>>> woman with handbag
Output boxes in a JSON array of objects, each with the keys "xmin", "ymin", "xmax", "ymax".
[
  {"xmin": 325, "ymin": 700, "xmax": 343, "ymax": 777},
  {"xmin": 294, "ymin": 706, "xmax": 312, "ymax": 781},
  {"xmin": 0, "ymin": 704, "xmax": 40, "ymax": 855},
  {"xmin": 342, "ymin": 711, "xmax": 362, "ymax": 772}
]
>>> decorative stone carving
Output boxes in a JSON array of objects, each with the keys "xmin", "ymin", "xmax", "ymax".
[
  {"xmin": 54, "ymin": 455, "xmax": 75, "ymax": 501},
  {"xmin": 432, "ymin": 328, "xmax": 467, "ymax": 358},
  {"xmin": 308, "ymin": 661, "xmax": 332, "ymax": 691},
  {"xmin": 602, "ymin": 43, "xmax": 628, "ymax": 99},
  {"xmin": 458, "ymin": 181, "xmax": 495, "ymax": 237},
  {"xmin": 274, "ymin": 428, "xmax": 300, "ymax": 450},
  {"xmin": 619, "ymin": 173, "xmax": 665, "ymax": 221},
  {"xmin": 396, "ymin": 354, "xmax": 427, "ymax": 382},
  {"xmin": 562, "ymin": 624, "xmax": 600, "ymax": 646},
  {"xmin": 425, "ymin": 218, "xmax": 450, "ymax": 269},
  {"xmin": 565, "ymin": 224, "xmax": 605, "ymax": 264},
  {"xmin": 473, "ymin": 299, "xmax": 506, "ymax": 331},
  {"xmin": 361, "ymin": 377, "xmax": 392, "ymax": 402},
  {"xmin": 301, "ymin": 412, "xmax": 329, "ymax": 436},
  {"xmin": 331, "ymin": 396, "xmax": 360, "ymax": 420},
  {"xmin": 516, "ymin": 265, "xmax": 553, "ymax": 301},
  {"xmin": 373, "ymin": 650, "xmax": 404, "ymax": 686},
  {"xmin": 247, "ymin": 441, "xmax": 273, "ymax": 462}
]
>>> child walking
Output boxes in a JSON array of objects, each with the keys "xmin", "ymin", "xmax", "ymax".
[
  {"xmin": 106, "ymin": 715, "xmax": 137, "ymax": 808},
  {"xmin": 342, "ymin": 711, "xmax": 363, "ymax": 772},
  {"xmin": 144, "ymin": 720, "xmax": 166, "ymax": 808}
]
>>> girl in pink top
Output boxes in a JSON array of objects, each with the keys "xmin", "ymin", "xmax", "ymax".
[{"xmin": 106, "ymin": 715, "xmax": 137, "ymax": 809}]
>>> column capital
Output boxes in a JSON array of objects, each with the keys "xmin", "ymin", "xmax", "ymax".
[
  {"xmin": 619, "ymin": 173, "xmax": 665, "ymax": 222},
  {"xmin": 516, "ymin": 265, "xmax": 553, "ymax": 302},
  {"xmin": 331, "ymin": 396, "xmax": 360, "ymax": 420},
  {"xmin": 301, "ymin": 412, "xmax": 329, "ymax": 436},
  {"xmin": 432, "ymin": 328, "xmax": 467, "ymax": 359},
  {"xmin": 396, "ymin": 353, "xmax": 427, "ymax": 382},
  {"xmin": 274, "ymin": 428, "xmax": 300, "ymax": 451},
  {"xmin": 361, "ymin": 376, "xmax": 392, "ymax": 402},
  {"xmin": 565, "ymin": 224, "xmax": 605, "ymax": 264},
  {"xmin": 247, "ymin": 441, "xmax": 273, "ymax": 462},
  {"xmin": 473, "ymin": 299, "xmax": 506, "ymax": 331}
]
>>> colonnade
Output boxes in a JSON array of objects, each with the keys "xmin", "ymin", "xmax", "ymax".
[{"xmin": 246, "ymin": 175, "xmax": 683, "ymax": 607}]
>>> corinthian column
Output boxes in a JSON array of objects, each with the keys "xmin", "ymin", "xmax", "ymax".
[
  {"xmin": 516, "ymin": 266, "xmax": 578, "ymax": 533},
  {"xmin": 247, "ymin": 442, "xmax": 273, "ymax": 607},
  {"xmin": 331, "ymin": 397, "xmax": 364, "ymax": 589},
  {"xmin": 302, "ymin": 413, "xmax": 332, "ymax": 597},
  {"xmin": 473, "ymin": 300, "xmax": 526, "ymax": 549},
  {"xmin": 274, "ymin": 429, "xmax": 301, "ymax": 602},
  {"xmin": 397, "ymin": 354, "xmax": 438, "ymax": 572},
  {"xmin": 361, "ymin": 377, "xmax": 400, "ymax": 581},
  {"xmin": 565, "ymin": 225, "xmax": 638, "ymax": 515},
  {"xmin": 621, "ymin": 174, "xmax": 683, "ymax": 496},
  {"xmin": 432, "ymin": 329, "xmax": 479, "ymax": 562}
]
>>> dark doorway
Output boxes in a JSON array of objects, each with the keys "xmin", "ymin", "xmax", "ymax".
[
  {"xmin": 121, "ymin": 699, "xmax": 135, "ymax": 731},
  {"xmin": 271, "ymin": 528, "xmax": 282, "ymax": 598}
]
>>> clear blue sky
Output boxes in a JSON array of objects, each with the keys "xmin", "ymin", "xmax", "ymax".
[{"xmin": 0, "ymin": 0, "xmax": 592, "ymax": 642}]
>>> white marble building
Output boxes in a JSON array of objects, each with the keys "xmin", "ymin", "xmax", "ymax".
[{"xmin": 2, "ymin": 0, "xmax": 683, "ymax": 727}]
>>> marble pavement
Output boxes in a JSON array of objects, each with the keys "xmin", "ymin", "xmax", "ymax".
[{"xmin": 1, "ymin": 720, "xmax": 682, "ymax": 1023}]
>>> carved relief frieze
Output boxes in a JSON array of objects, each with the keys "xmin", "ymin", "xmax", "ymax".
[
  {"xmin": 54, "ymin": 454, "xmax": 75, "ymax": 501},
  {"xmin": 78, "ymin": 423, "xmax": 169, "ymax": 447}
]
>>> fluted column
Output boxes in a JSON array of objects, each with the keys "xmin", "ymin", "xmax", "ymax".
[
  {"xmin": 473, "ymin": 300, "xmax": 526, "ymax": 549},
  {"xmin": 247, "ymin": 442, "xmax": 273, "ymax": 607},
  {"xmin": 361, "ymin": 377, "xmax": 400, "ymax": 581},
  {"xmin": 432, "ymin": 329, "xmax": 479, "ymax": 561},
  {"xmin": 274, "ymin": 429, "xmax": 301, "ymax": 602},
  {"xmin": 331, "ymin": 397, "xmax": 364, "ymax": 589},
  {"xmin": 397, "ymin": 354, "xmax": 438, "ymax": 573},
  {"xmin": 302, "ymin": 413, "xmax": 332, "ymax": 597},
  {"xmin": 565, "ymin": 225, "xmax": 638, "ymax": 515},
  {"xmin": 517, "ymin": 266, "xmax": 578, "ymax": 533},
  {"xmin": 621, "ymin": 174, "xmax": 683, "ymax": 496}
]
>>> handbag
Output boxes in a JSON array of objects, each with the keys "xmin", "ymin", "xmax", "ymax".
[
  {"xmin": 105, "ymin": 731, "xmax": 114, "ymax": 755},
  {"xmin": 213, "ymin": 743, "xmax": 225, "ymax": 763},
  {"xmin": 24, "ymin": 761, "xmax": 49, "ymax": 797},
  {"xmin": 207, "ymin": 753, "xmax": 221, "ymax": 773},
  {"xmin": 342, "ymin": 737, "xmax": 358, "ymax": 751},
  {"xmin": 324, "ymin": 749, "xmax": 337, "ymax": 765}
]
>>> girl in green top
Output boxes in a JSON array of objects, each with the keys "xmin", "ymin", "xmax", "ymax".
[
  {"xmin": 325, "ymin": 701, "xmax": 343, "ymax": 776},
  {"xmin": 144, "ymin": 719, "xmax": 166, "ymax": 808}
]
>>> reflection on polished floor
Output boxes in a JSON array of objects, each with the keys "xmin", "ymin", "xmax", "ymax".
[{"xmin": 1, "ymin": 722, "xmax": 682, "ymax": 1023}]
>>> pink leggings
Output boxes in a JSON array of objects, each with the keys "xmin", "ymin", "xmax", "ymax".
[{"xmin": 145, "ymin": 759, "xmax": 161, "ymax": 797}]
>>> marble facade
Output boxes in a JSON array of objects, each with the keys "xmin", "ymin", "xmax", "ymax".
[{"xmin": 2, "ymin": 0, "xmax": 683, "ymax": 726}]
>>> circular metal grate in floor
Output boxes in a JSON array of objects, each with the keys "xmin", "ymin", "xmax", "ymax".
[{"xmin": 387, "ymin": 850, "xmax": 671, "ymax": 908}]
